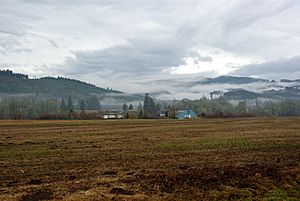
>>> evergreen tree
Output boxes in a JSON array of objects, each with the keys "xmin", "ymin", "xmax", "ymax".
[
  {"xmin": 138, "ymin": 110, "xmax": 143, "ymax": 119},
  {"xmin": 122, "ymin": 103, "xmax": 128, "ymax": 117},
  {"xmin": 79, "ymin": 99, "xmax": 86, "ymax": 112},
  {"xmin": 86, "ymin": 97, "xmax": 101, "ymax": 110},
  {"xmin": 137, "ymin": 103, "xmax": 143, "ymax": 119},
  {"xmin": 60, "ymin": 99, "xmax": 67, "ymax": 112},
  {"xmin": 236, "ymin": 101, "xmax": 247, "ymax": 114},
  {"xmin": 155, "ymin": 103, "xmax": 161, "ymax": 115},
  {"xmin": 129, "ymin": 104, "xmax": 134, "ymax": 110},
  {"xmin": 143, "ymin": 93, "xmax": 156, "ymax": 118},
  {"xmin": 67, "ymin": 96, "xmax": 74, "ymax": 112},
  {"xmin": 137, "ymin": 102, "xmax": 143, "ymax": 111}
]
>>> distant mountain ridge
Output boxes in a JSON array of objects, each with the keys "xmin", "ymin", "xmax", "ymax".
[
  {"xmin": 193, "ymin": 76, "xmax": 272, "ymax": 85},
  {"xmin": 0, "ymin": 70, "xmax": 121, "ymax": 97},
  {"xmin": 144, "ymin": 75, "xmax": 300, "ymax": 101},
  {"xmin": 223, "ymin": 87, "xmax": 300, "ymax": 100},
  {"xmin": 280, "ymin": 79, "xmax": 300, "ymax": 83},
  {"xmin": 1, "ymin": 70, "xmax": 299, "ymax": 102}
]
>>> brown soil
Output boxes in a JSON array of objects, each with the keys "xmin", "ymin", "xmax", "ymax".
[{"xmin": 0, "ymin": 118, "xmax": 299, "ymax": 200}]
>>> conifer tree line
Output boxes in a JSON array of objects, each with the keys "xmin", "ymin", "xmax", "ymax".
[
  {"xmin": 143, "ymin": 93, "xmax": 161, "ymax": 118},
  {"xmin": 0, "ymin": 96, "xmax": 101, "ymax": 119},
  {"xmin": 0, "ymin": 93, "xmax": 300, "ymax": 119},
  {"xmin": 122, "ymin": 94, "xmax": 300, "ymax": 119}
]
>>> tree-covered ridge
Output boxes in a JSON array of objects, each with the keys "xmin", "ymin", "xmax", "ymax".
[
  {"xmin": 222, "ymin": 87, "xmax": 300, "ymax": 100},
  {"xmin": 280, "ymin": 79, "xmax": 300, "ymax": 83},
  {"xmin": 193, "ymin": 76, "xmax": 271, "ymax": 85},
  {"xmin": 0, "ymin": 69, "xmax": 28, "ymax": 79},
  {"xmin": 0, "ymin": 70, "xmax": 121, "ymax": 96}
]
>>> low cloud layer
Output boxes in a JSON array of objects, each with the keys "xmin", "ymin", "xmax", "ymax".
[
  {"xmin": 1, "ymin": 0, "xmax": 300, "ymax": 95},
  {"xmin": 233, "ymin": 56, "xmax": 300, "ymax": 79}
]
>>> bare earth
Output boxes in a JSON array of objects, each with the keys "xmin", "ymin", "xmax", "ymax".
[{"xmin": 0, "ymin": 118, "xmax": 299, "ymax": 201}]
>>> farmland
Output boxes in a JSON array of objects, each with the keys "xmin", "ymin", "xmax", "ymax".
[{"xmin": 0, "ymin": 118, "xmax": 299, "ymax": 201}]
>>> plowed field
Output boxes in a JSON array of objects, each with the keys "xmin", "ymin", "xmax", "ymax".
[{"xmin": 0, "ymin": 118, "xmax": 299, "ymax": 200}]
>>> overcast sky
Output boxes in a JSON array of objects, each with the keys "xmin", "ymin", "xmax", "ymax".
[{"xmin": 1, "ymin": 0, "xmax": 300, "ymax": 93}]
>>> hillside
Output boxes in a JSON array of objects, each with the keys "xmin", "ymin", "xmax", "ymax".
[
  {"xmin": 223, "ymin": 87, "xmax": 300, "ymax": 100},
  {"xmin": 1, "ymin": 70, "xmax": 299, "ymax": 102},
  {"xmin": 193, "ymin": 76, "xmax": 271, "ymax": 85},
  {"xmin": 0, "ymin": 70, "xmax": 121, "ymax": 97}
]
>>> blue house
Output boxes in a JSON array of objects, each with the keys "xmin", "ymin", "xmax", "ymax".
[{"xmin": 175, "ymin": 109, "xmax": 197, "ymax": 120}]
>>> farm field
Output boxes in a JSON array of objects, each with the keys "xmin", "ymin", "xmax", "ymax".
[{"xmin": 0, "ymin": 118, "xmax": 299, "ymax": 201}]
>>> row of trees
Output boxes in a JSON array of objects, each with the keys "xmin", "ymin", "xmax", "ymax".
[
  {"xmin": 0, "ymin": 97, "xmax": 59, "ymax": 119},
  {"xmin": 122, "ymin": 94, "xmax": 161, "ymax": 119},
  {"xmin": 59, "ymin": 96, "xmax": 101, "ymax": 112},
  {"xmin": 1, "ymin": 94, "xmax": 300, "ymax": 119},
  {"xmin": 176, "ymin": 97, "xmax": 300, "ymax": 117},
  {"xmin": 252, "ymin": 100, "xmax": 300, "ymax": 116},
  {"xmin": 0, "ymin": 96, "xmax": 102, "ymax": 119},
  {"xmin": 122, "ymin": 94, "xmax": 300, "ymax": 119},
  {"xmin": 143, "ymin": 93, "xmax": 161, "ymax": 118},
  {"xmin": 0, "ymin": 69, "xmax": 28, "ymax": 79}
]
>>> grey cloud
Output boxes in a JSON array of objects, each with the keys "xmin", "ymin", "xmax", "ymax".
[
  {"xmin": 0, "ymin": 30, "xmax": 23, "ymax": 36},
  {"xmin": 1, "ymin": 0, "xmax": 300, "ymax": 95},
  {"xmin": 222, "ymin": 0, "xmax": 297, "ymax": 31},
  {"xmin": 0, "ymin": 13, "xmax": 28, "ymax": 37},
  {"xmin": 211, "ymin": 0, "xmax": 300, "ymax": 57},
  {"xmin": 13, "ymin": 48, "xmax": 32, "ymax": 53},
  {"xmin": 232, "ymin": 56, "xmax": 300, "ymax": 79},
  {"xmin": 197, "ymin": 55, "xmax": 213, "ymax": 63},
  {"xmin": 188, "ymin": 51, "xmax": 213, "ymax": 62},
  {"xmin": 0, "ymin": 36, "xmax": 23, "ymax": 54},
  {"xmin": 61, "ymin": 37, "xmax": 187, "ymax": 75},
  {"xmin": 48, "ymin": 40, "xmax": 59, "ymax": 48}
]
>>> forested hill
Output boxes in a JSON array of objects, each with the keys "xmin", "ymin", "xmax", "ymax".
[
  {"xmin": 0, "ymin": 70, "xmax": 121, "ymax": 96},
  {"xmin": 192, "ymin": 76, "xmax": 271, "ymax": 85}
]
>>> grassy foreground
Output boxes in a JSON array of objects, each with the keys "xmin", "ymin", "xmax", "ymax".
[{"xmin": 0, "ymin": 118, "xmax": 299, "ymax": 201}]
